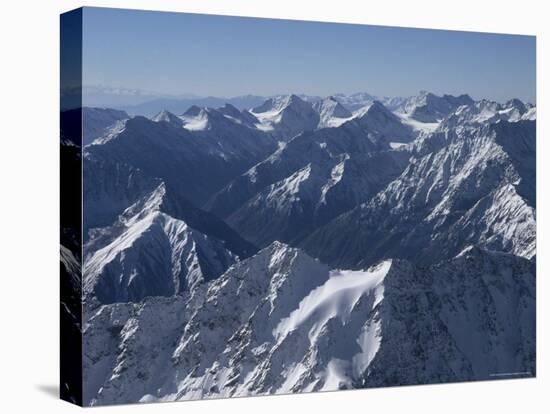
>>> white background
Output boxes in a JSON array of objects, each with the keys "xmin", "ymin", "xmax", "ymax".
[{"xmin": 0, "ymin": 0, "xmax": 548, "ymax": 412}]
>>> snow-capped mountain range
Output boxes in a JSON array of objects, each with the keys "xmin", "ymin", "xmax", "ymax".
[
  {"xmin": 60, "ymin": 90, "xmax": 536, "ymax": 405},
  {"xmin": 83, "ymin": 243, "xmax": 535, "ymax": 405}
]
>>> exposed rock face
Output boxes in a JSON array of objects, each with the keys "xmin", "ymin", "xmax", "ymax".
[
  {"xmin": 74, "ymin": 92, "xmax": 536, "ymax": 406},
  {"xmin": 300, "ymin": 119, "xmax": 535, "ymax": 269},
  {"xmin": 83, "ymin": 245, "xmax": 535, "ymax": 405}
]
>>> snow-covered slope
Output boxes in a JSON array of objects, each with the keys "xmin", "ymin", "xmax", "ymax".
[
  {"xmin": 301, "ymin": 119, "xmax": 536, "ymax": 268},
  {"xmin": 217, "ymin": 103, "xmax": 260, "ymax": 126},
  {"xmin": 60, "ymin": 107, "xmax": 129, "ymax": 146},
  {"xmin": 78, "ymin": 91, "xmax": 536, "ymax": 406},
  {"xmin": 153, "ymin": 104, "xmax": 259, "ymax": 129},
  {"xmin": 206, "ymin": 99, "xmax": 415, "ymax": 247},
  {"xmin": 84, "ymin": 184, "xmax": 238, "ymax": 304},
  {"xmin": 178, "ymin": 106, "xmax": 211, "ymax": 131},
  {"xmin": 206, "ymin": 115, "xmax": 399, "ymax": 221},
  {"xmin": 225, "ymin": 150, "xmax": 409, "ymax": 247},
  {"xmin": 332, "ymin": 92, "xmax": 378, "ymax": 112},
  {"xmin": 364, "ymin": 247, "xmax": 535, "ymax": 387},
  {"xmin": 443, "ymin": 98, "xmax": 535, "ymax": 127},
  {"xmin": 83, "ymin": 244, "xmax": 535, "ymax": 405},
  {"xmin": 396, "ymin": 91, "xmax": 474, "ymax": 122},
  {"xmin": 250, "ymin": 94, "xmax": 320, "ymax": 140},
  {"xmin": 313, "ymin": 96, "xmax": 353, "ymax": 128},
  {"xmin": 151, "ymin": 109, "xmax": 184, "ymax": 127},
  {"xmin": 353, "ymin": 101, "xmax": 415, "ymax": 144},
  {"xmin": 522, "ymin": 106, "xmax": 536, "ymax": 121},
  {"xmin": 185, "ymin": 107, "xmax": 278, "ymax": 161},
  {"xmin": 82, "ymin": 107, "xmax": 129, "ymax": 145},
  {"xmin": 85, "ymin": 113, "xmax": 277, "ymax": 206},
  {"xmin": 83, "ymin": 156, "xmax": 162, "ymax": 237}
]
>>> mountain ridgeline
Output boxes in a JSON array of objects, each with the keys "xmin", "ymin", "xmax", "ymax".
[{"xmin": 67, "ymin": 91, "xmax": 536, "ymax": 405}]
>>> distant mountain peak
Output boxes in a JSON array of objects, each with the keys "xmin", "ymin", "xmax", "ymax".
[
  {"xmin": 249, "ymin": 95, "xmax": 320, "ymax": 140},
  {"xmin": 368, "ymin": 99, "xmax": 388, "ymax": 110},
  {"xmin": 251, "ymin": 94, "xmax": 309, "ymax": 113},
  {"xmin": 504, "ymin": 98, "xmax": 527, "ymax": 112},
  {"xmin": 220, "ymin": 102, "xmax": 240, "ymax": 112},
  {"xmin": 151, "ymin": 109, "xmax": 183, "ymax": 127},
  {"xmin": 313, "ymin": 96, "xmax": 352, "ymax": 128},
  {"xmin": 399, "ymin": 91, "xmax": 475, "ymax": 122},
  {"xmin": 79, "ymin": 87, "xmax": 536, "ymax": 404},
  {"xmin": 183, "ymin": 105, "xmax": 203, "ymax": 117},
  {"xmin": 354, "ymin": 100, "xmax": 394, "ymax": 119}
]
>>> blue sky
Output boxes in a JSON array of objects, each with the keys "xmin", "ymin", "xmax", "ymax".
[{"xmin": 82, "ymin": 7, "xmax": 536, "ymax": 102}]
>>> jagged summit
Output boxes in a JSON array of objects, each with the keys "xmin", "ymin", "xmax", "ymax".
[
  {"xmin": 84, "ymin": 245, "xmax": 534, "ymax": 404},
  {"xmin": 441, "ymin": 96, "xmax": 535, "ymax": 127},
  {"xmin": 332, "ymin": 91, "xmax": 378, "ymax": 111},
  {"xmin": 352, "ymin": 100, "xmax": 414, "ymax": 144},
  {"xmin": 250, "ymin": 94, "xmax": 315, "ymax": 116},
  {"xmin": 505, "ymin": 98, "xmax": 528, "ymax": 112},
  {"xmin": 313, "ymin": 96, "xmax": 352, "ymax": 128},
  {"xmin": 216, "ymin": 102, "xmax": 259, "ymax": 126},
  {"xmin": 77, "ymin": 88, "xmax": 536, "ymax": 405},
  {"xmin": 182, "ymin": 105, "xmax": 203, "ymax": 117},
  {"xmin": 83, "ymin": 183, "xmax": 239, "ymax": 304},
  {"xmin": 151, "ymin": 109, "xmax": 184, "ymax": 127},
  {"xmin": 250, "ymin": 94, "xmax": 320, "ymax": 140},
  {"xmin": 399, "ymin": 91, "xmax": 475, "ymax": 122},
  {"xmin": 218, "ymin": 102, "xmax": 241, "ymax": 116}
]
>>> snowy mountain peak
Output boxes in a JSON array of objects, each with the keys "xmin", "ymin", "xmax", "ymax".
[
  {"xmin": 76, "ymin": 87, "xmax": 536, "ymax": 405},
  {"xmin": 251, "ymin": 96, "xmax": 284, "ymax": 114},
  {"xmin": 364, "ymin": 100, "xmax": 389, "ymax": 113},
  {"xmin": 179, "ymin": 106, "xmax": 210, "ymax": 131},
  {"xmin": 151, "ymin": 109, "xmax": 184, "ymax": 127},
  {"xmin": 332, "ymin": 92, "xmax": 378, "ymax": 111},
  {"xmin": 182, "ymin": 105, "xmax": 203, "ymax": 117},
  {"xmin": 120, "ymin": 181, "xmax": 166, "ymax": 219},
  {"xmin": 504, "ymin": 98, "xmax": 527, "ymax": 113},
  {"xmin": 287, "ymin": 93, "xmax": 304, "ymax": 103},
  {"xmin": 218, "ymin": 103, "xmax": 241, "ymax": 117},
  {"xmin": 253, "ymin": 240, "xmax": 328, "ymax": 278},
  {"xmin": 353, "ymin": 100, "xmax": 414, "ymax": 144},
  {"xmin": 250, "ymin": 94, "xmax": 320, "ymax": 140},
  {"xmin": 442, "ymin": 98, "xmax": 534, "ymax": 127},
  {"xmin": 198, "ymin": 242, "xmax": 334, "ymax": 324},
  {"xmin": 522, "ymin": 106, "xmax": 536, "ymax": 121},
  {"xmin": 75, "ymin": 107, "xmax": 130, "ymax": 146},
  {"xmin": 83, "ymin": 182, "xmax": 239, "ymax": 304},
  {"xmin": 400, "ymin": 91, "xmax": 475, "ymax": 122},
  {"xmin": 313, "ymin": 96, "xmax": 353, "ymax": 128},
  {"xmin": 216, "ymin": 103, "xmax": 259, "ymax": 126},
  {"xmin": 252, "ymin": 94, "xmax": 309, "ymax": 114}
]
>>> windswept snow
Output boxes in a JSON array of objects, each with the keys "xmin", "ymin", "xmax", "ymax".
[
  {"xmin": 83, "ymin": 245, "xmax": 535, "ymax": 405},
  {"xmin": 180, "ymin": 110, "xmax": 209, "ymax": 131},
  {"xmin": 274, "ymin": 260, "xmax": 390, "ymax": 342}
]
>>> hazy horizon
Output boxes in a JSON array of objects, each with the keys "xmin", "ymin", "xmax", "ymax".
[
  {"xmin": 81, "ymin": 84, "xmax": 535, "ymax": 105},
  {"xmin": 81, "ymin": 7, "xmax": 536, "ymax": 103}
]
